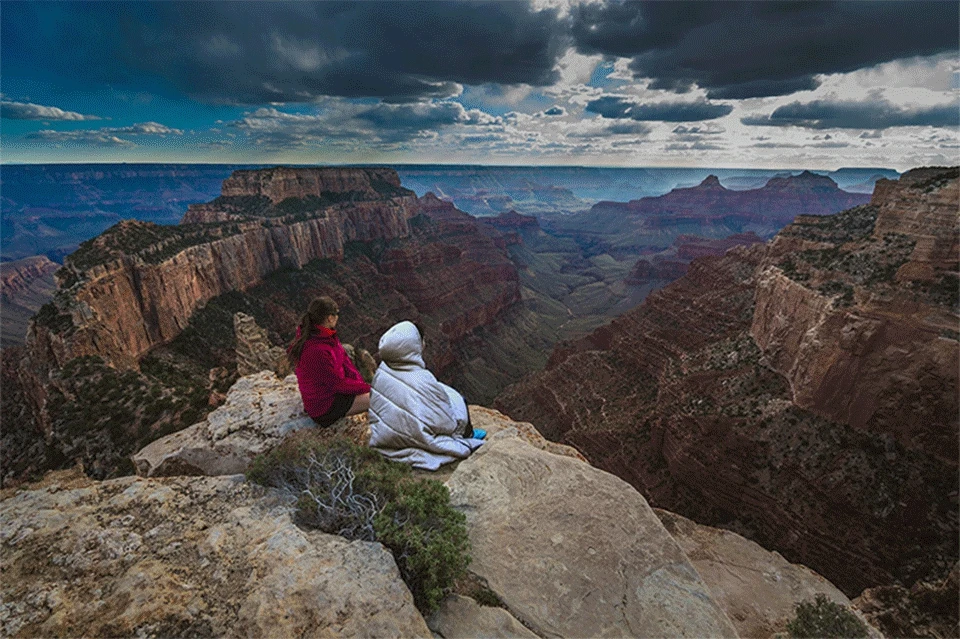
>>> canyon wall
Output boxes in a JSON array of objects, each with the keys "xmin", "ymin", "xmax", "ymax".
[
  {"xmin": 9, "ymin": 167, "xmax": 538, "ymax": 484},
  {"xmin": 0, "ymin": 256, "xmax": 59, "ymax": 347},
  {"xmin": 496, "ymin": 167, "xmax": 959, "ymax": 596},
  {"xmin": 28, "ymin": 169, "xmax": 419, "ymax": 370}
]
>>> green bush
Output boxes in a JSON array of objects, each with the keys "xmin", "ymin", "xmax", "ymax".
[
  {"xmin": 247, "ymin": 439, "xmax": 470, "ymax": 614},
  {"xmin": 786, "ymin": 594, "xmax": 869, "ymax": 638}
]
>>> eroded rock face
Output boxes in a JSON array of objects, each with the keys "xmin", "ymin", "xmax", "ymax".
[
  {"xmin": 0, "ymin": 473, "xmax": 430, "ymax": 638},
  {"xmin": 29, "ymin": 191, "xmax": 417, "ymax": 371},
  {"xmin": 0, "ymin": 256, "xmax": 58, "ymax": 348},
  {"xmin": 133, "ymin": 372, "xmax": 315, "ymax": 477},
  {"xmin": 496, "ymin": 168, "xmax": 958, "ymax": 597},
  {"xmin": 234, "ymin": 312, "xmax": 290, "ymax": 378},
  {"xmin": 655, "ymin": 509, "xmax": 878, "ymax": 639},
  {"xmin": 447, "ymin": 429, "xmax": 739, "ymax": 639},
  {"xmin": 219, "ymin": 166, "xmax": 403, "ymax": 204}
]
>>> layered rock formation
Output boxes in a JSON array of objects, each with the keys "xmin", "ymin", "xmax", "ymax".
[
  {"xmin": 0, "ymin": 256, "xmax": 58, "ymax": 347},
  {"xmin": 546, "ymin": 171, "xmax": 871, "ymax": 257},
  {"xmin": 496, "ymin": 167, "xmax": 959, "ymax": 598},
  {"xmin": 30, "ymin": 168, "xmax": 418, "ymax": 371},
  {"xmin": 233, "ymin": 312, "xmax": 289, "ymax": 378},
  {"xmin": 9, "ymin": 167, "xmax": 545, "ymax": 486},
  {"xmin": 606, "ymin": 171, "xmax": 869, "ymax": 222},
  {"xmin": 626, "ymin": 232, "xmax": 766, "ymax": 285}
]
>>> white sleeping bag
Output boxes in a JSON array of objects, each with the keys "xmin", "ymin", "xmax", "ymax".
[{"xmin": 368, "ymin": 321, "xmax": 483, "ymax": 470}]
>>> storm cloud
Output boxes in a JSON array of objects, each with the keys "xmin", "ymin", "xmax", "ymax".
[
  {"xmin": 570, "ymin": 1, "xmax": 959, "ymax": 98},
  {"xmin": 586, "ymin": 96, "xmax": 732, "ymax": 121},
  {"xmin": 742, "ymin": 99, "xmax": 960, "ymax": 129},
  {"xmin": 2, "ymin": 2, "xmax": 567, "ymax": 104}
]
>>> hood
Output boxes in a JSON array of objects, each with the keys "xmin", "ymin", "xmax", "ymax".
[{"xmin": 378, "ymin": 321, "xmax": 426, "ymax": 370}]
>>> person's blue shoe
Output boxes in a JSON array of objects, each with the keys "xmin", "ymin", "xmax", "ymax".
[{"xmin": 472, "ymin": 428, "xmax": 487, "ymax": 440}]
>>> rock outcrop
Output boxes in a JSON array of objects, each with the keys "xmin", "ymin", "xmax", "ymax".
[
  {"xmin": 233, "ymin": 312, "xmax": 289, "ymax": 378},
  {"xmin": 1, "ymin": 472, "xmax": 431, "ymax": 638},
  {"xmin": 9, "ymin": 367, "xmax": 887, "ymax": 639},
  {"xmin": 428, "ymin": 594, "xmax": 538, "ymax": 639},
  {"xmin": 447, "ymin": 428, "xmax": 739, "ymax": 638},
  {"xmin": 854, "ymin": 563, "xmax": 960, "ymax": 639},
  {"xmin": 656, "ymin": 508, "xmax": 877, "ymax": 639},
  {"xmin": 496, "ymin": 168, "xmax": 959, "ymax": 597},
  {"xmin": 133, "ymin": 372, "xmax": 319, "ymax": 477}
]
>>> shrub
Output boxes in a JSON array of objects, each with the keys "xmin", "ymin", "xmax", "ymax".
[
  {"xmin": 247, "ymin": 438, "xmax": 470, "ymax": 614},
  {"xmin": 786, "ymin": 594, "xmax": 869, "ymax": 638}
]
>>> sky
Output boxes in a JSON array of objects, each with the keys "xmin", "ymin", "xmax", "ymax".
[{"xmin": 1, "ymin": 1, "xmax": 958, "ymax": 171}]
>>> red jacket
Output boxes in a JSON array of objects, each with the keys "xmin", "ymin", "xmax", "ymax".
[{"xmin": 293, "ymin": 326, "xmax": 370, "ymax": 419}]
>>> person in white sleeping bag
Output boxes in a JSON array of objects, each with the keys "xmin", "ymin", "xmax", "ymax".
[{"xmin": 368, "ymin": 321, "xmax": 485, "ymax": 470}]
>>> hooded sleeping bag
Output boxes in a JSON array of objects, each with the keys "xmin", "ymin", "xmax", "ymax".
[{"xmin": 368, "ymin": 321, "xmax": 484, "ymax": 470}]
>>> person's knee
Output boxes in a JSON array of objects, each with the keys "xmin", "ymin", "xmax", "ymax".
[{"xmin": 348, "ymin": 393, "xmax": 370, "ymax": 415}]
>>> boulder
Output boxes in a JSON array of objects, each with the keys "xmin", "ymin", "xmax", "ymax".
[
  {"xmin": 0, "ymin": 474, "xmax": 430, "ymax": 638},
  {"xmin": 133, "ymin": 372, "xmax": 318, "ymax": 477},
  {"xmin": 428, "ymin": 595, "xmax": 538, "ymax": 639},
  {"xmin": 655, "ymin": 508, "xmax": 879, "ymax": 638},
  {"xmin": 447, "ymin": 428, "xmax": 739, "ymax": 638}
]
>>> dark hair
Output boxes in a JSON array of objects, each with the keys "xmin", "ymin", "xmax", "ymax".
[{"xmin": 287, "ymin": 296, "xmax": 340, "ymax": 366}]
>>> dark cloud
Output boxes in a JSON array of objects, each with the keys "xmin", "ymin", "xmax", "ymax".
[
  {"xmin": 571, "ymin": 1, "xmax": 959, "ymax": 98},
  {"xmin": 2, "ymin": 1, "xmax": 567, "ymax": 104},
  {"xmin": 355, "ymin": 102, "xmax": 498, "ymax": 129},
  {"xmin": 742, "ymin": 99, "xmax": 959, "ymax": 129},
  {"xmin": 542, "ymin": 106, "xmax": 566, "ymax": 116},
  {"xmin": 1, "ymin": 100, "xmax": 102, "ymax": 121},
  {"xmin": 586, "ymin": 96, "xmax": 732, "ymax": 121}
]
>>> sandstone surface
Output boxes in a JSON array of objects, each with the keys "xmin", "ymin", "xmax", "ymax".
[
  {"xmin": 447, "ymin": 428, "xmax": 739, "ymax": 638},
  {"xmin": 428, "ymin": 595, "xmax": 539, "ymax": 639},
  {"xmin": 132, "ymin": 371, "xmax": 316, "ymax": 477},
  {"xmin": 0, "ymin": 473, "xmax": 431, "ymax": 638},
  {"xmin": 655, "ymin": 508, "xmax": 879, "ymax": 639}
]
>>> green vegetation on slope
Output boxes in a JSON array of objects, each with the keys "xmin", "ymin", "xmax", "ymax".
[{"xmin": 248, "ymin": 438, "xmax": 470, "ymax": 614}]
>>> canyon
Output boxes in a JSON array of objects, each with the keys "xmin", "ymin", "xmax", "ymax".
[
  {"xmin": 496, "ymin": 167, "xmax": 959, "ymax": 600},
  {"xmin": 542, "ymin": 170, "xmax": 872, "ymax": 257},
  {"xmin": 4, "ymin": 167, "xmax": 548, "ymax": 484}
]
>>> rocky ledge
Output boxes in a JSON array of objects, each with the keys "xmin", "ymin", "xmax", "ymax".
[{"xmin": 38, "ymin": 370, "xmax": 877, "ymax": 638}]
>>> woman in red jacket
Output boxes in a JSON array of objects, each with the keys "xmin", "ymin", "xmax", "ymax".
[{"xmin": 288, "ymin": 296, "xmax": 371, "ymax": 427}]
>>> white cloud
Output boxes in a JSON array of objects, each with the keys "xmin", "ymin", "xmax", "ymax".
[{"xmin": 1, "ymin": 100, "xmax": 102, "ymax": 121}]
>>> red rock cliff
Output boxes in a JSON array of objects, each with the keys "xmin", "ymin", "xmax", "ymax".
[
  {"xmin": 221, "ymin": 166, "xmax": 402, "ymax": 203},
  {"xmin": 496, "ymin": 168, "xmax": 959, "ymax": 596},
  {"xmin": 28, "ymin": 168, "xmax": 418, "ymax": 370}
]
